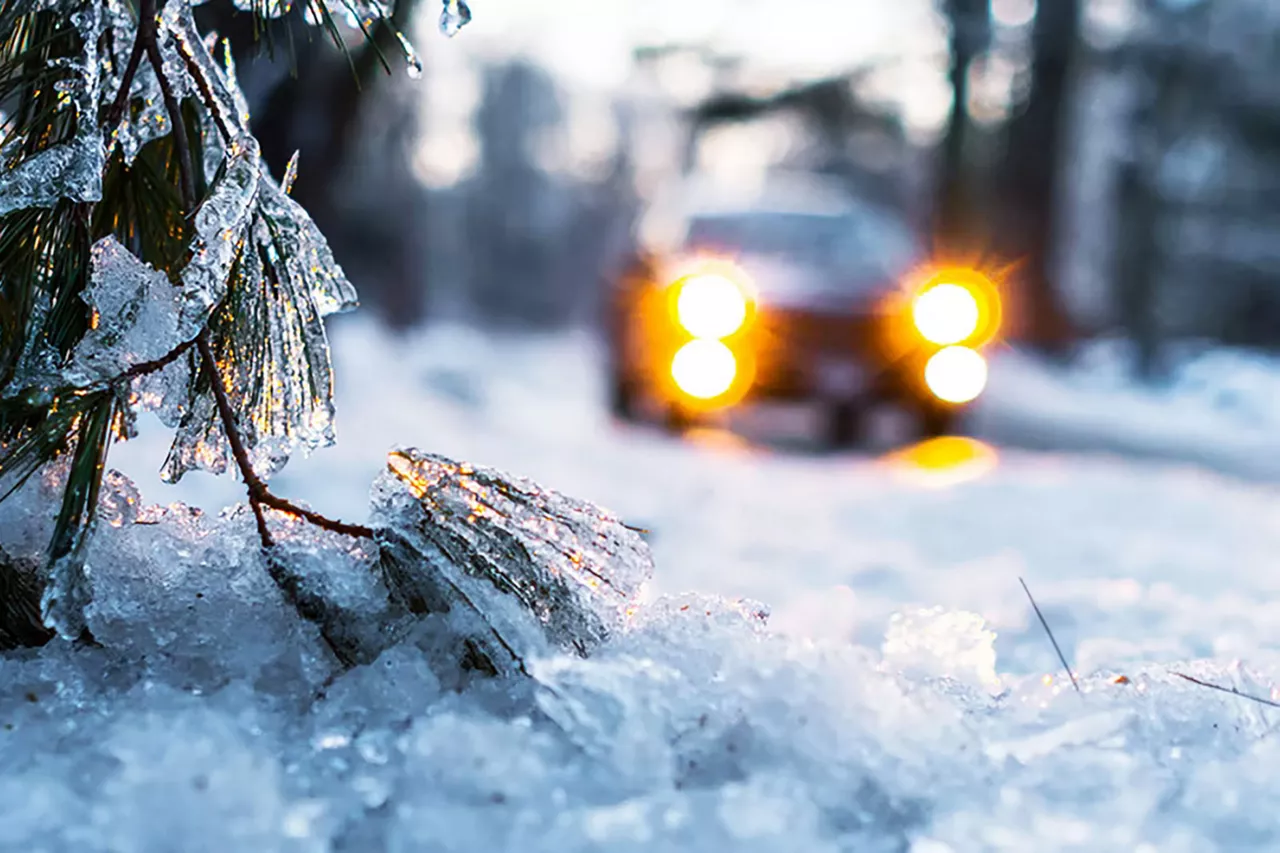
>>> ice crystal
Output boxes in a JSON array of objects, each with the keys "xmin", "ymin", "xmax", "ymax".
[
  {"xmin": 372, "ymin": 448, "xmax": 653, "ymax": 669},
  {"xmin": 0, "ymin": 133, "xmax": 103, "ymax": 216},
  {"xmin": 66, "ymin": 237, "xmax": 186, "ymax": 386},
  {"xmin": 178, "ymin": 137, "xmax": 261, "ymax": 332}
]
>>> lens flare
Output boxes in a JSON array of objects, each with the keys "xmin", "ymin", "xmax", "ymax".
[
  {"xmin": 671, "ymin": 339, "xmax": 737, "ymax": 400},
  {"xmin": 676, "ymin": 274, "xmax": 748, "ymax": 339},
  {"xmin": 924, "ymin": 346, "xmax": 988, "ymax": 404},
  {"xmin": 913, "ymin": 283, "xmax": 981, "ymax": 345}
]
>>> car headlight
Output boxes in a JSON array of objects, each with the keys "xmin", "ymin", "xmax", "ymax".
[
  {"xmin": 671, "ymin": 339, "xmax": 737, "ymax": 399},
  {"xmin": 676, "ymin": 273, "xmax": 748, "ymax": 339},
  {"xmin": 924, "ymin": 346, "xmax": 988, "ymax": 404},
  {"xmin": 912, "ymin": 282, "xmax": 982, "ymax": 346}
]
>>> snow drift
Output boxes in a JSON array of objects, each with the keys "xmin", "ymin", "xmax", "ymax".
[{"xmin": 3, "ymin": 440, "xmax": 1280, "ymax": 852}]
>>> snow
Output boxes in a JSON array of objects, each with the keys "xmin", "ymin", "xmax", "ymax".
[
  {"xmin": 974, "ymin": 337, "xmax": 1280, "ymax": 482},
  {"xmin": 9, "ymin": 318, "xmax": 1280, "ymax": 850}
]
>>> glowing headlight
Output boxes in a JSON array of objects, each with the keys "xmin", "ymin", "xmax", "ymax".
[
  {"xmin": 913, "ymin": 283, "xmax": 981, "ymax": 346},
  {"xmin": 924, "ymin": 346, "xmax": 987, "ymax": 404},
  {"xmin": 671, "ymin": 339, "xmax": 737, "ymax": 400},
  {"xmin": 676, "ymin": 274, "xmax": 748, "ymax": 339}
]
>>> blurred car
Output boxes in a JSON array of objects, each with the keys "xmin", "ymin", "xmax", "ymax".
[{"xmin": 605, "ymin": 173, "xmax": 1001, "ymax": 448}]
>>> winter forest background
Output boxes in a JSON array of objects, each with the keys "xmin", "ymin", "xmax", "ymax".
[{"xmin": 211, "ymin": 0, "xmax": 1280, "ymax": 375}]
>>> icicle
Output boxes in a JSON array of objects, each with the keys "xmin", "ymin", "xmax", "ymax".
[
  {"xmin": 178, "ymin": 137, "xmax": 262, "ymax": 331},
  {"xmin": 282, "ymin": 150, "xmax": 300, "ymax": 196}
]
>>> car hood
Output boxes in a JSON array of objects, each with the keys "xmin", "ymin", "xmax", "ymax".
[{"xmin": 733, "ymin": 253, "xmax": 891, "ymax": 316}]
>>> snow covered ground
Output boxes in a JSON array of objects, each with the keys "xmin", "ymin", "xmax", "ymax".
[
  {"xmin": 974, "ymin": 338, "xmax": 1280, "ymax": 483},
  {"xmin": 9, "ymin": 318, "xmax": 1280, "ymax": 851}
]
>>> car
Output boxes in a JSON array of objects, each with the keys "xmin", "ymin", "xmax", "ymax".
[{"xmin": 604, "ymin": 173, "xmax": 1002, "ymax": 448}]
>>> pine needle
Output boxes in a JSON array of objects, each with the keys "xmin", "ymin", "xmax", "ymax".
[
  {"xmin": 1172, "ymin": 671, "xmax": 1280, "ymax": 710},
  {"xmin": 1019, "ymin": 576, "xmax": 1080, "ymax": 694}
]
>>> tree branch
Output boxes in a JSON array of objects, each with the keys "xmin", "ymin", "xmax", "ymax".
[{"xmin": 141, "ymin": 0, "xmax": 374, "ymax": 547}]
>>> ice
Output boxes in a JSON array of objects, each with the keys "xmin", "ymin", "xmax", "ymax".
[
  {"xmin": 0, "ymin": 132, "xmax": 104, "ymax": 216},
  {"xmin": 281, "ymin": 150, "xmax": 300, "ymax": 196},
  {"xmin": 102, "ymin": 0, "xmax": 196, "ymax": 170},
  {"xmin": 177, "ymin": 137, "xmax": 261, "ymax": 333},
  {"xmin": 882, "ymin": 606, "xmax": 1004, "ymax": 694},
  {"xmin": 372, "ymin": 448, "xmax": 652, "ymax": 669},
  {"xmin": 161, "ymin": 153, "xmax": 354, "ymax": 483},
  {"xmin": 164, "ymin": 1, "xmax": 251, "ymax": 139},
  {"xmin": 440, "ymin": 0, "xmax": 473, "ymax": 37},
  {"xmin": 0, "ymin": 2, "xmax": 105, "ymax": 215},
  {"xmin": 65, "ymin": 238, "xmax": 187, "ymax": 386}
]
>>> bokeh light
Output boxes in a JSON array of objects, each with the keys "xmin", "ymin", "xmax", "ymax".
[
  {"xmin": 924, "ymin": 346, "xmax": 988, "ymax": 404},
  {"xmin": 671, "ymin": 339, "xmax": 738, "ymax": 399}
]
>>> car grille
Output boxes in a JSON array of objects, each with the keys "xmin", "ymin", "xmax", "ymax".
[{"xmin": 757, "ymin": 309, "xmax": 878, "ymax": 358}]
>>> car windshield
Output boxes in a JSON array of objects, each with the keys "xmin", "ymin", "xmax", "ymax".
[{"xmin": 684, "ymin": 209, "xmax": 916, "ymax": 284}]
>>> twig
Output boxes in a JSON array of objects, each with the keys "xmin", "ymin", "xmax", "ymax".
[
  {"xmin": 104, "ymin": 0, "xmax": 151, "ymax": 131},
  {"xmin": 144, "ymin": 33, "xmax": 196, "ymax": 211},
  {"xmin": 195, "ymin": 331, "xmax": 275, "ymax": 545},
  {"xmin": 1172, "ymin": 671, "xmax": 1280, "ymax": 710},
  {"xmin": 1019, "ymin": 576, "xmax": 1080, "ymax": 694},
  {"xmin": 117, "ymin": 338, "xmax": 195, "ymax": 382}
]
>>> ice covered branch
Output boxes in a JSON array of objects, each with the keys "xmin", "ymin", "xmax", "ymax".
[{"xmin": 140, "ymin": 0, "xmax": 373, "ymax": 546}]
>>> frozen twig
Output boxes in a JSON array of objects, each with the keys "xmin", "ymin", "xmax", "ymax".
[
  {"xmin": 104, "ymin": 1, "xmax": 151, "ymax": 131},
  {"xmin": 140, "ymin": 0, "xmax": 374, "ymax": 552},
  {"xmin": 1019, "ymin": 576, "xmax": 1080, "ymax": 694}
]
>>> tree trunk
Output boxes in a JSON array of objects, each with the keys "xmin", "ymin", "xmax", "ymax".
[{"xmin": 999, "ymin": 0, "xmax": 1081, "ymax": 355}]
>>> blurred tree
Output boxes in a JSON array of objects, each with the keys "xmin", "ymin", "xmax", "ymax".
[
  {"xmin": 462, "ymin": 60, "xmax": 568, "ymax": 326},
  {"xmin": 1103, "ymin": 0, "xmax": 1280, "ymax": 375},
  {"xmin": 934, "ymin": 0, "xmax": 989, "ymax": 250},
  {"xmin": 461, "ymin": 60, "xmax": 638, "ymax": 329},
  {"xmin": 682, "ymin": 70, "xmax": 910, "ymax": 211},
  {"xmin": 997, "ymin": 0, "xmax": 1081, "ymax": 356}
]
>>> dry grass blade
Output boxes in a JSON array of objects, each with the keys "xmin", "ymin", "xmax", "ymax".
[
  {"xmin": 1019, "ymin": 576, "xmax": 1080, "ymax": 694},
  {"xmin": 1172, "ymin": 671, "xmax": 1280, "ymax": 710}
]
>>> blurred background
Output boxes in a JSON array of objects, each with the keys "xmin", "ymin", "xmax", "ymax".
[
  {"xmin": 144, "ymin": 0, "xmax": 1280, "ymax": 497},
  {"xmin": 196, "ymin": 0, "xmax": 1280, "ymax": 368},
  {"xmin": 102, "ymin": 0, "xmax": 1280, "ymax": 647}
]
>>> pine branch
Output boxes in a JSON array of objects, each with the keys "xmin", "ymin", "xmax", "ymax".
[{"xmin": 143, "ymin": 0, "xmax": 372, "ymax": 548}]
